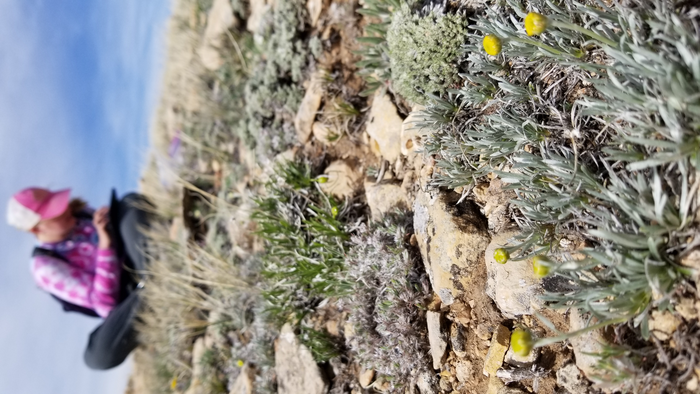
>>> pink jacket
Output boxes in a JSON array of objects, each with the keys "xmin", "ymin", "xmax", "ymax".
[{"xmin": 31, "ymin": 215, "xmax": 121, "ymax": 318}]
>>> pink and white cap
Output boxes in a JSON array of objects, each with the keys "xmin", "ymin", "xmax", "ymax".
[{"xmin": 6, "ymin": 188, "xmax": 71, "ymax": 231}]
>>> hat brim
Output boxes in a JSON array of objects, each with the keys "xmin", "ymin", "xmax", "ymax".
[{"xmin": 37, "ymin": 189, "xmax": 71, "ymax": 221}]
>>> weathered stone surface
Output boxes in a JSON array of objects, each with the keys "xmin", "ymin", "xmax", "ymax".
[
  {"xmin": 319, "ymin": 160, "xmax": 362, "ymax": 198},
  {"xmin": 455, "ymin": 360, "xmax": 474, "ymax": 382},
  {"xmin": 450, "ymin": 322, "xmax": 468, "ymax": 359},
  {"xmin": 184, "ymin": 337, "xmax": 210, "ymax": 394},
  {"xmin": 472, "ymin": 178, "xmax": 515, "ymax": 234},
  {"xmin": 312, "ymin": 122, "xmax": 341, "ymax": 145},
  {"xmin": 449, "ymin": 300, "xmax": 472, "ymax": 326},
  {"xmin": 229, "ymin": 364, "xmax": 254, "ymax": 394},
  {"xmin": 366, "ymin": 91, "xmax": 403, "ymax": 163},
  {"xmin": 295, "ymin": 74, "xmax": 324, "ymax": 143},
  {"xmin": 504, "ymin": 344, "xmax": 539, "ymax": 368},
  {"xmin": 198, "ymin": 0, "xmax": 236, "ymax": 70},
  {"xmin": 483, "ymin": 324, "xmax": 510, "ymax": 377},
  {"xmin": 307, "ymin": 0, "xmax": 323, "ymax": 27},
  {"xmin": 486, "ymin": 376, "xmax": 505, "ymax": 394},
  {"xmin": 401, "ymin": 106, "xmax": 425, "ymax": 156},
  {"xmin": 427, "ymin": 311, "xmax": 447, "ymax": 370},
  {"xmin": 275, "ymin": 323, "xmax": 328, "ymax": 394},
  {"xmin": 485, "ymin": 231, "xmax": 544, "ymax": 318},
  {"xmin": 556, "ymin": 363, "xmax": 589, "ymax": 394},
  {"xmin": 413, "ymin": 190, "xmax": 490, "ymax": 305},
  {"xmin": 365, "ymin": 180, "xmax": 409, "ymax": 221},
  {"xmin": 247, "ymin": 0, "xmax": 271, "ymax": 33},
  {"xmin": 649, "ymin": 310, "xmax": 681, "ymax": 341},
  {"xmin": 358, "ymin": 369, "xmax": 375, "ymax": 388},
  {"xmin": 569, "ymin": 309, "xmax": 607, "ymax": 379}
]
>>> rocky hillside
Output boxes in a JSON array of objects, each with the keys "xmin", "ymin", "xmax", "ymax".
[{"xmin": 127, "ymin": 0, "xmax": 700, "ymax": 393}]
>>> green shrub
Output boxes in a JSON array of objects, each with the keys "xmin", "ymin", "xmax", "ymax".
[{"xmin": 386, "ymin": 3, "xmax": 468, "ymax": 104}]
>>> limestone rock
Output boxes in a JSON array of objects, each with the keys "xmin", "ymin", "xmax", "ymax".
[
  {"xmin": 366, "ymin": 91, "xmax": 403, "ymax": 163},
  {"xmin": 275, "ymin": 324, "xmax": 328, "ymax": 394},
  {"xmin": 649, "ymin": 310, "xmax": 681, "ymax": 341},
  {"xmin": 472, "ymin": 177, "xmax": 515, "ymax": 233},
  {"xmin": 184, "ymin": 337, "xmax": 210, "ymax": 394},
  {"xmin": 295, "ymin": 74, "xmax": 324, "ymax": 143},
  {"xmin": 483, "ymin": 325, "xmax": 510, "ymax": 377},
  {"xmin": 413, "ymin": 190, "xmax": 490, "ymax": 305},
  {"xmin": 358, "ymin": 369, "xmax": 375, "ymax": 388},
  {"xmin": 229, "ymin": 364, "xmax": 254, "ymax": 394},
  {"xmin": 247, "ymin": 0, "xmax": 271, "ymax": 33},
  {"xmin": 556, "ymin": 363, "xmax": 589, "ymax": 394},
  {"xmin": 319, "ymin": 160, "xmax": 362, "ymax": 198},
  {"xmin": 198, "ymin": 0, "xmax": 236, "ymax": 70},
  {"xmin": 569, "ymin": 309, "xmax": 607, "ymax": 378},
  {"xmin": 504, "ymin": 344, "xmax": 539, "ymax": 368},
  {"xmin": 449, "ymin": 300, "xmax": 472, "ymax": 326},
  {"xmin": 485, "ymin": 231, "xmax": 544, "ymax": 318},
  {"xmin": 455, "ymin": 360, "xmax": 473, "ymax": 382},
  {"xmin": 486, "ymin": 376, "xmax": 505, "ymax": 394},
  {"xmin": 427, "ymin": 311, "xmax": 447, "ymax": 370},
  {"xmin": 365, "ymin": 180, "xmax": 409, "ymax": 221},
  {"xmin": 307, "ymin": 0, "xmax": 323, "ymax": 27},
  {"xmin": 312, "ymin": 122, "xmax": 341, "ymax": 145},
  {"xmin": 401, "ymin": 106, "xmax": 425, "ymax": 156}
]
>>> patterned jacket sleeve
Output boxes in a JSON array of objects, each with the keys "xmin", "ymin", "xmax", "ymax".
[{"xmin": 31, "ymin": 248, "xmax": 121, "ymax": 318}]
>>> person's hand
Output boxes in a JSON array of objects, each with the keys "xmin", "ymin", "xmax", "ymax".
[{"xmin": 93, "ymin": 206, "xmax": 112, "ymax": 249}]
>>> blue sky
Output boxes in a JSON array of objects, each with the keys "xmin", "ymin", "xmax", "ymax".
[{"xmin": 0, "ymin": 0, "xmax": 170, "ymax": 393}]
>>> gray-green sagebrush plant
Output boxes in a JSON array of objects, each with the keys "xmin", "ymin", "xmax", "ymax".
[
  {"xmin": 418, "ymin": 0, "xmax": 699, "ymax": 378},
  {"xmin": 341, "ymin": 212, "xmax": 433, "ymax": 391}
]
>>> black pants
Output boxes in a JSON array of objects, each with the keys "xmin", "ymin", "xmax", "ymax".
[{"xmin": 84, "ymin": 192, "xmax": 152, "ymax": 370}]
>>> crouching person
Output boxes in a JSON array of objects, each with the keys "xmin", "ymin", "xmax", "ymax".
[{"xmin": 7, "ymin": 187, "xmax": 152, "ymax": 370}]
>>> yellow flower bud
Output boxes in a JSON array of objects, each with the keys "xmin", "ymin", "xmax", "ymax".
[
  {"xmin": 510, "ymin": 328, "xmax": 534, "ymax": 357},
  {"xmin": 331, "ymin": 206, "xmax": 339, "ymax": 218},
  {"xmin": 317, "ymin": 176, "xmax": 328, "ymax": 184},
  {"xmin": 482, "ymin": 35, "xmax": 502, "ymax": 56},
  {"xmin": 494, "ymin": 248, "xmax": 509, "ymax": 264},
  {"xmin": 532, "ymin": 255, "xmax": 552, "ymax": 278},
  {"xmin": 170, "ymin": 377, "xmax": 178, "ymax": 390},
  {"xmin": 524, "ymin": 12, "xmax": 548, "ymax": 36},
  {"xmin": 237, "ymin": 359, "xmax": 245, "ymax": 367}
]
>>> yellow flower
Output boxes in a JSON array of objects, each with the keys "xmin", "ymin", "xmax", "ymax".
[
  {"xmin": 331, "ymin": 206, "xmax": 339, "ymax": 218},
  {"xmin": 524, "ymin": 12, "xmax": 548, "ymax": 36},
  {"xmin": 493, "ymin": 248, "xmax": 509, "ymax": 264},
  {"xmin": 237, "ymin": 359, "xmax": 245, "ymax": 367},
  {"xmin": 532, "ymin": 255, "xmax": 552, "ymax": 278},
  {"xmin": 510, "ymin": 328, "xmax": 534, "ymax": 357},
  {"xmin": 482, "ymin": 35, "xmax": 502, "ymax": 56},
  {"xmin": 170, "ymin": 377, "xmax": 178, "ymax": 390}
]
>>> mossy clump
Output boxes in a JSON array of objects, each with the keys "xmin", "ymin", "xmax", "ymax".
[{"xmin": 386, "ymin": 4, "xmax": 468, "ymax": 104}]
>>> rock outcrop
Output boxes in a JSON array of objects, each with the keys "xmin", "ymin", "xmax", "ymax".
[
  {"xmin": 198, "ymin": 0, "xmax": 237, "ymax": 70},
  {"xmin": 275, "ymin": 324, "xmax": 328, "ymax": 394},
  {"xmin": 413, "ymin": 190, "xmax": 490, "ymax": 305},
  {"xmin": 366, "ymin": 91, "xmax": 403, "ymax": 163},
  {"xmin": 485, "ymin": 231, "xmax": 544, "ymax": 318}
]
